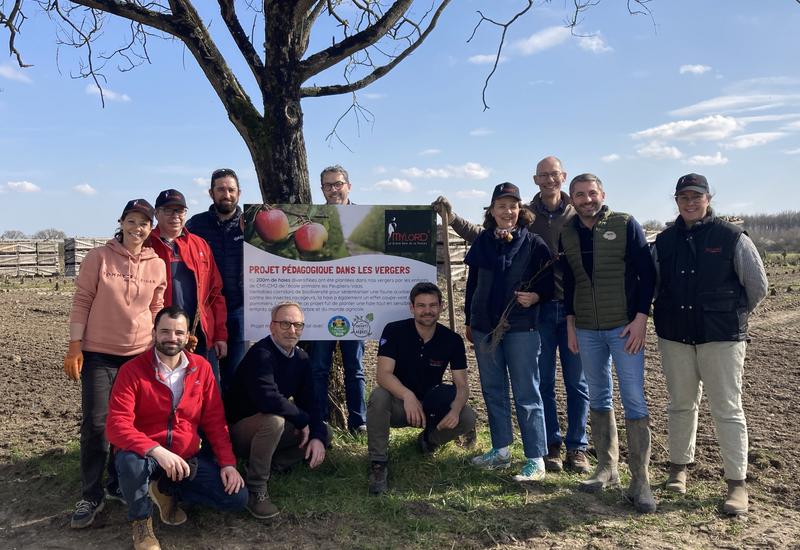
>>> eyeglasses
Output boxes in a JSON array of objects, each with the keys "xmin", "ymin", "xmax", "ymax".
[
  {"xmin": 160, "ymin": 207, "xmax": 187, "ymax": 217},
  {"xmin": 272, "ymin": 320, "xmax": 305, "ymax": 331},
  {"xmin": 534, "ymin": 171, "xmax": 563, "ymax": 180},
  {"xmin": 676, "ymin": 194, "xmax": 706, "ymax": 205},
  {"xmin": 321, "ymin": 181, "xmax": 347, "ymax": 191}
]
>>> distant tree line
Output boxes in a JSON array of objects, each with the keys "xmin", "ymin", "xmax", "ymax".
[
  {"xmin": 740, "ymin": 211, "xmax": 800, "ymax": 254},
  {"xmin": 1, "ymin": 228, "xmax": 67, "ymax": 240}
]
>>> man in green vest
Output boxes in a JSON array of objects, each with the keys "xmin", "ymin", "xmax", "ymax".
[{"xmin": 559, "ymin": 173, "xmax": 657, "ymax": 513}]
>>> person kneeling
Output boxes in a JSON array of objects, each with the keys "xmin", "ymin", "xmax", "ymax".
[
  {"xmin": 107, "ymin": 306, "xmax": 247, "ymax": 550},
  {"xmin": 367, "ymin": 282, "xmax": 476, "ymax": 494}
]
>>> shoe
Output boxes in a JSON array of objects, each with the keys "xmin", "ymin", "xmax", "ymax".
[
  {"xmin": 132, "ymin": 517, "xmax": 160, "ymax": 550},
  {"xmin": 105, "ymin": 484, "xmax": 125, "ymax": 504},
  {"xmin": 368, "ymin": 461, "xmax": 388, "ymax": 495},
  {"xmin": 625, "ymin": 417, "xmax": 657, "ymax": 513},
  {"xmin": 471, "ymin": 448, "xmax": 511, "ymax": 470},
  {"xmin": 418, "ymin": 431, "xmax": 438, "ymax": 455},
  {"xmin": 246, "ymin": 490, "xmax": 280, "ymax": 519},
  {"xmin": 579, "ymin": 409, "xmax": 620, "ymax": 493},
  {"xmin": 723, "ymin": 479, "xmax": 749, "ymax": 515},
  {"xmin": 70, "ymin": 499, "xmax": 105, "ymax": 529},
  {"xmin": 665, "ymin": 463, "xmax": 688, "ymax": 494},
  {"xmin": 512, "ymin": 459, "xmax": 546, "ymax": 482},
  {"xmin": 565, "ymin": 449, "xmax": 591, "ymax": 474},
  {"xmin": 544, "ymin": 445, "xmax": 563, "ymax": 472},
  {"xmin": 148, "ymin": 479, "xmax": 187, "ymax": 526},
  {"xmin": 456, "ymin": 428, "xmax": 478, "ymax": 450},
  {"xmin": 350, "ymin": 424, "xmax": 368, "ymax": 435}
]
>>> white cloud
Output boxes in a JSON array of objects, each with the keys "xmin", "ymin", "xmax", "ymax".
[
  {"xmin": 468, "ymin": 54, "xmax": 507, "ymax": 65},
  {"xmin": 684, "ymin": 152, "xmax": 729, "ymax": 166},
  {"xmin": 723, "ymin": 132, "xmax": 785, "ymax": 149},
  {"xmin": 632, "ymin": 115, "xmax": 742, "ymax": 142},
  {"xmin": 0, "ymin": 64, "xmax": 32, "ymax": 84},
  {"xmin": 373, "ymin": 165, "xmax": 388, "ymax": 174},
  {"xmin": 374, "ymin": 178, "xmax": 414, "ymax": 192},
  {"xmin": 636, "ymin": 141, "xmax": 683, "ymax": 160},
  {"xmin": 5, "ymin": 180, "xmax": 41, "ymax": 192},
  {"xmin": 578, "ymin": 33, "xmax": 612, "ymax": 53},
  {"xmin": 85, "ymin": 84, "xmax": 131, "ymax": 102},
  {"xmin": 513, "ymin": 26, "xmax": 571, "ymax": 55},
  {"xmin": 469, "ymin": 127, "xmax": 494, "ymax": 137},
  {"xmin": 400, "ymin": 162, "xmax": 490, "ymax": 180},
  {"xmin": 418, "ymin": 149, "xmax": 442, "ymax": 156},
  {"xmin": 73, "ymin": 183, "xmax": 97, "ymax": 196},
  {"xmin": 601, "ymin": 154, "xmax": 620, "ymax": 163},
  {"xmin": 679, "ymin": 64, "xmax": 712, "ymax": 75},
  {"xmin": 781, "ymin": 120, "xmax": 800, "ymax": 131},
  {"xmin": 455, "ymin": 189, "xmax": 489, "ymax": 199},
  {"xmin": 193, "ymin": 177, "xmax": 209, "ymax": 187},
  {"xmin": 670, "ymin": 94, "xmax": 800, "ymax": 117}
]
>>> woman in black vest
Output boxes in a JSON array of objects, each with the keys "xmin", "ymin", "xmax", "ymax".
[
  {"xmin": 653, "ymin": 173, "xmax": 768, "ymax": 515},
  {"xmin": 464, "ymin": 182, "xmax": 554, "ymax": 481}
]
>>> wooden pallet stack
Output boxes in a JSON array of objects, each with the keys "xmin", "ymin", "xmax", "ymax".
[
  {"xmin": 0, "ymin": 240, "xmax": 60, "ymax": 276},
  {"xmin": 436, "ymin": 224, "xmax": 469, "ymax": 281},
  {"xmin": 64, "ymin": 238, "xmax": 107, "ymax": 277}
]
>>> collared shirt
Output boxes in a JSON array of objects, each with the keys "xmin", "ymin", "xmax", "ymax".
[
  {"xmin": 272, "ymin": 336, "xmax": 296, "ymax": 358},
  {"xmin": 154, "ymin": 348, "xmax": 190, "ymax": 408}
]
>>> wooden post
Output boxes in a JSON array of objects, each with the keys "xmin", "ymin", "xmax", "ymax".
[{"xmin": 440, "ymin": 212, "xmax": 456, "ymax": 331}]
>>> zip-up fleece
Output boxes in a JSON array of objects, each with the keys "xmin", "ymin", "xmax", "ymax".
[
  {"xmin": 70, "ymin": 239, "xmax": 167, "ymax": 356},
  {"xmin": 106, "ymin": 348, "xmax": 237, "ymax": 466}
]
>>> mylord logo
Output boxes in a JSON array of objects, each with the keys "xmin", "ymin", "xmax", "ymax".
[{"xmin": 384, "ymin": 209, "xmax": 434, "ymax": 254}]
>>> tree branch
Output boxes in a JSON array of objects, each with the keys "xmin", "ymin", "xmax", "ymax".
[
  {"xmin": 1, "ymin": 0, "xmax": 31, "ymax": 66},
  {"xmin": 68, "ymin": 0, "xmax": 178, "ymax": 34},
  {"xmin": 218, "ymin": 0, "xmax": 263, "ymax": 88}
]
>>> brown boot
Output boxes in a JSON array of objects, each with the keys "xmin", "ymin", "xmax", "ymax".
[
  {"xmin": 246, "ymin": 490, "xmax": 280, "ymax": 519},
  {"xmin": 565, "ymin": 449, "xmax": 591, "ymax": 474},
  {"xmin": 665, "ymin": 463, "xmax": 688, "ymax": 494},
  {"xmin": 544, "ymin": 444, "xmax": 563, "ymax": 473},
  {"xmin": 723, "ymin": 479, "xmax": 749, "ymax": 515},
  {"xmin": 579, "ymin": 409, "xmax": 620, "ymax": 493},
  {"xmin": 625, "ymin": 417, "xmax": 657, "ymax": 513},
  {"xmin": 132, "ymin": 517, "xmax": 160, "ymax": 550},
  {"xmin": 148, "ymin": 479, "xmax": 187, "ymax": 526}
]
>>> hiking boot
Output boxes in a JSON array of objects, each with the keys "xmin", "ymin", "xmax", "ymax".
[
  {"xmin": 544, "ymin": 445, "xmax": 563, "ymax": 473},
  {"xmin": 131, "ymin": 517, "xmax": 160, "ymax": 550},
  {"xmin": 579, "ymin": 409, "xmax": 620, "ymax": 493},
  {"xmin": 665, "ymin": 463, "xmax": 688, "ymax": 494},
  {"xmin": 457, "ymin": 428, "xmax": 478, "ymax": 450},
  {"xmin": 148, "ymin": 479, "xmax": 187, "ymax": 526},
  {"xmin": 70, "ymin": 499, "xmax": 104, "ymax": 529},
  {"xmin": 625, "ymin": 417, "xmax": 657, "ymax": 513},
  {"xmin": 565, "ymin": 449, "xmax": 591, "ymax": 474},
  {"xmin": 246, "ymin": 490, "xmax": 280, "ymax": 519},
  {"xmin": 418, "ymin": 431, "xmax": 438, "ymax": 455},
  {"xmin": 105, "ymin": 484, "xmax": 126, "ymax": 504},
  {"xmin": 471, "ymin": 448, "xmax": 512, "ymax": 470},
  {"xmin": 512, "ymin": 459, "xmax": 546, "ymax": 482},
  {"xmin": 723, "ymin": 479, "xmax": 749, "ymax": 515},
  {"xmin": 368, "ymin": 461, "xmax": 388, "ymax": 495}
]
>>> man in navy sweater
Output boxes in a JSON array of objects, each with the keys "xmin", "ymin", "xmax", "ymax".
[{"xmin": 225, "ymin": 302, "xmax": 327, "ymax": 519}]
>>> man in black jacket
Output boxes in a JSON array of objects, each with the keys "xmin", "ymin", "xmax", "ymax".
[{"xmin": 225, "ymin": 302, "xmax": 327, "ymax": 519}]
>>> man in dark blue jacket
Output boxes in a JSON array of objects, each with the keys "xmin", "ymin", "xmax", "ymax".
[{"xmin": 187, "ymin": 168, "xmax": 245, "ymax": 390}]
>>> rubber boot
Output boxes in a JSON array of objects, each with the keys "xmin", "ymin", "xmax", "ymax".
[
  {"xmin": 665, "ymin": 463, "xmax": 687, "ymax": 494},
  {"xmin": 626, "ymin": 416, "xmax": 657, "ymax": 513},
  {"xmin": 579, "ymin": 409, "xmax": 620, "ymax": 493},
  {"xmin": 723, "ymin": 479, "xmax": 749, "ymax": 515}
]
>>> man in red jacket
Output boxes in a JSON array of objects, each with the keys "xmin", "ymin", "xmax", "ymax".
[{"xmin": 107, "ymin": 306, "xmax": 246, "ymax": 550}]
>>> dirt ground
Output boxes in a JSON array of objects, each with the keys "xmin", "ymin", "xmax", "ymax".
[{"xmin": 1, "ymin": 268, "xmax": 799, "ymax": 549}]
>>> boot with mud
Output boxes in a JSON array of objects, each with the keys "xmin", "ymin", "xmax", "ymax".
[
  {"xmin": 579, "ymin": 409, "xmax": 620, "ymax": 493},
  {"xmin": 131, "ymin": 517, "xmax": 160, "ymax": 550},
  {"xmin": 625, "ymin": 416, "xmax": 657, "ymax": 513},
  {"xmin": 665, "ymin": 463, "xmax": 688, "ymax": 494},
  {"xmin": 723, "ymin": 479, "xmax": 749, "ymax": 515}
]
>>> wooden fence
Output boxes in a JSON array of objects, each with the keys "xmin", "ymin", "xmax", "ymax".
[
  {"xmin": 0, "ymin": 240, "xmax": 60, "ymax": 276},
  {"xmin": 64, "ymin": 238, "xmax": 108, "ymax": 277}
]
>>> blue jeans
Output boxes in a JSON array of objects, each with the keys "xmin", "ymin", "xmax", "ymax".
[
  {"xmin": 209, "ymin": 306, "xmax": 246, "ymax": 393},
  {"xmin": 538, "ymin": 301, "xmax": 589, "ymax": 450},
  {"xmin": 472, "ymin": 329, "xmax": 547, "ymax": 459},
  {"xmin": 115, "ymin": 451, "xmax": 248, "ymax": 521},
  {"xmin": 576, "ymin": 327, "xmax": 649, "ymax": 419},
  {"xmin": 310, "ymin": 340, "xmax": 366, "ymax": 430}
]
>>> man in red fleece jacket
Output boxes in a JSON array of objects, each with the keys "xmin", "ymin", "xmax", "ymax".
[{"xmin": 107, "ymin": 306, "xmax": 246, "ymax": 550}]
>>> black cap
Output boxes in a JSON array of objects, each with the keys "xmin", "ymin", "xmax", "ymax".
[
  {"xmin": 155, "ymin": 189, "xmax": 187, "ymax": 209},
  {"xmin": 491, "ymin": 182, "xmax": 522, "ymax": 203},
  {"xmin": 675, "ymin": 173, "xmax": 709, "ymax": 195},
  {"xmin": 121, "ymin": 199, "xmax": 155, "ymax": 222}
]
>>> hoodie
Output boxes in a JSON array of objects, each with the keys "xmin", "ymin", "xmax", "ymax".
[{"xmin": 70, "ymin": 239, "xmax": 167, "ymax": 356}]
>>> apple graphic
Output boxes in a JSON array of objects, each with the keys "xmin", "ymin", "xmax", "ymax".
[
  {"xmin": 295, "ymin": 222, "xmax": 328, "ymax": 252},
  {"xmin": 254, "ymin": 208, "xmax": 289, "ymax": 243}
]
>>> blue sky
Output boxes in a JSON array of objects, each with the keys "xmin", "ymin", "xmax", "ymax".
[{"xmin": 1, "ymin": 0, "xmax": 799, "ymax": 236}]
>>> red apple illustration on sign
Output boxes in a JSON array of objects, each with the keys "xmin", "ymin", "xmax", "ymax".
[
  {"xmin": 295, "ymin": 222, "xmax": 328, "ymax": 252},
  {"xmin": 254, "ymin": 208, "xmax": 289, "ymax": 243}
]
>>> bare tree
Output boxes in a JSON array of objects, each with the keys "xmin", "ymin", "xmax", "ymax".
[
  {"xmin": 32, "ymin": 227, "xmax": 67, "ymax": 239},
  {"xmin": 1, "ymin": 229, "xmax": 27, "ymax": 239}
]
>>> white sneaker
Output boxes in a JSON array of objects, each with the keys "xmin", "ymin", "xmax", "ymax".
[
  {"xmin": 471, "ymin": 448, "xmax": 511, "ymax": 470},
  {"xmin": 513, "ymin": 459, "xmax": 546, "ymax": 482}
]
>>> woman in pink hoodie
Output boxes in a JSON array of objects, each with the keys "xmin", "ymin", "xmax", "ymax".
[{"xmin": 63, "ymin": 199, "xmax": 167, "ymax": 529}]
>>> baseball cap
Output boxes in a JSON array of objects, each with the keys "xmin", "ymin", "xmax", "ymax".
[
  {"xmin": 675, "ymin": 173, "xmax": 710, "ymax": 195},
  {"xmin": 120, "ymin": 199, "xmax": 155, "ymax": 222},
  {"xmin": 491, "ymin": 182, "xmax": 522, "ymax": 202},
  {"xmin": 155, "ymin": 189, "xmax": 187, "ymax": 209}
]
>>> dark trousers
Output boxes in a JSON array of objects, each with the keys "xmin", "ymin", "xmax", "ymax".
[{"xmin": 80, "ymin": 351, "xmax": 129, "ymax": 502}]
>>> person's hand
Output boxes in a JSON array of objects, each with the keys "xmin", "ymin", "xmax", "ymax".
[
  {"xmin": 403, "ymin": 392, "xmax": 426, "ymax": 428},
  {"xmin": 431, "ymin": 196, "xmax": 453, "ymax": 220},
  {"xmin": 305, "ymin": 439, "xmax": 326, "ymax": 469},
  {"xmin": 151, "ymin": 447, "xmax": 191, "ymax": 481},
  {"xmin": 436, "ymin": 409, "xmax": 460, "ymax": 431},
  {"xmin": 220, "ymin": 465, "xmax": 245, "ymax": 494},
  {"xmin": 296, "ymin": 425, "xmax": 310, "ymax": 449},
  {"xmin": 567, "ymin": 319, "xmax": 579, "ymax": 355},
  {"xmin": 213, "ymin": 341, "xmax": 228, "ymax": 359},
  {"xmin": 185, "ymin": 334, "xmax": 199, "ymax": 353},
  {"xmin": 64, "ymin": 340, "xmax": 83, "ymax": 381},
  {"xmin": 515, "ymin": 291, "xmax": 540, "ymax": 308},
  {"xmin": 620, "ymin": 313, "xmax": 648, "ymax": 354},
  {"xmin": 465, "ymin": 326, "xmax": 473, "ymax": 343}
]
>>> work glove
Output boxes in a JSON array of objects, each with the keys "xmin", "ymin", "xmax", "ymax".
[
  {"xmin": 185, "ymin": 334, "xmax": 198, "ymax": 353},
  {"xmin": 431, "ymin": 196, "xmax": 453, "ymax": 220},
  {"xmin": 64, "ymin": 340, "xmax": 83, "ymax": 381}
]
